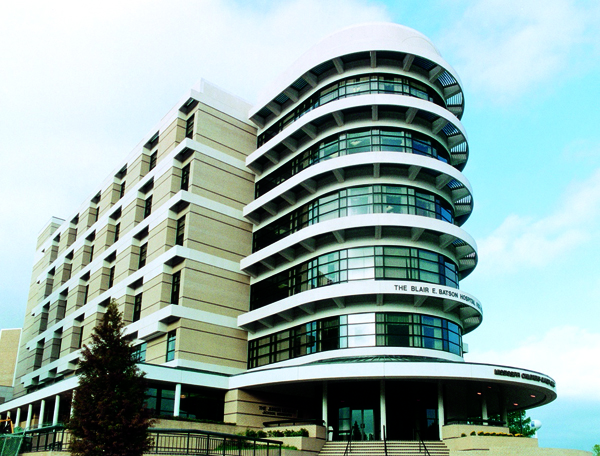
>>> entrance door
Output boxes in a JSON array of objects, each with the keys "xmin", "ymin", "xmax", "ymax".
[
  {"xmin": 330, "ymin": 381, "xmax": 379, "ymax": 441},
  {"xmin": 351, "ymin": 409, "xmax": 375, "ymax": 441},
  {"xmin": 338, "ymin": 407, "xmax": 376, "ymax": 441}
]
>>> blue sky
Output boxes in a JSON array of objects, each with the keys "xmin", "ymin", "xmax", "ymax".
[{"xmin": 1, "ymin": 0, "xmax": 599, "ymax": 451}]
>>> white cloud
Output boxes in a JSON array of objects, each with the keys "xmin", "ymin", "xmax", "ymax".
[
  {"xmin": 477, "ymin": 168, "xmax": 600, "ymax": 275},
  {"xmin": 0, "ymin": 0, "xmax": 391, "ymax": 328},
  {"xmin": 466, "ymin": 326, "xmax": 600, "ymax": 402},
  {"xmin": 440, "ymin": 0, "xmax": 600, "ymax": 104}
]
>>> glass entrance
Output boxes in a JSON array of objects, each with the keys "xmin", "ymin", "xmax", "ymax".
[
  {"xmin": 329, "ymin": 381, "xmax": 379, "ymax": 441},
  {"xmin": 338, "ymin": 407, "xmax": 376, "ymax": 441},
  {"xmin": 351, "ymin": 409, "xmax": 375, "ymax": 441}
]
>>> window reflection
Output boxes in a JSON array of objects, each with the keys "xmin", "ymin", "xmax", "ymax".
[
  {"xmin": 257, "ymin": 74, "xmax": 444, "ymax": 147},
  {"xmin": 255, "ymin": 127, "xmax": 450, "ymax": 198},
  {"xmin": 250, "ymin": 246, "xmax": 459, "ymax": 310},
  {"xmin": 248, "ymin": 312, "xmax": 463, "ymax": 368},
  {"xmin": 253, "ymin": 184, "xmax": 454, "ymax": 252}
]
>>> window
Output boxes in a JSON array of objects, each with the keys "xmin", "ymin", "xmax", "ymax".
[
  {"xmin": 133, "ymin": 293, "xmax": 142, "ymax": 322},
  {"xmin": 88, "ymin": 245, "xmax": 94, "ymax": 263},
  {"xmin": 180, "ymin": 164, "xmax": 190, "ymax": 191},
  {"xmin": 76, "ymin": 326, "xmax": 84, "ymax": 349},
  {"xmin": 248, "ymin": 312, "xmax": 463, "ymax": 368},
  {"xmin": 144, "ymin": 195, "xmax": 153, "ymax": 219},
  {"xmin": 166, "ymin": 330, "xmax": 176, "ymax": 361},
  {"xmin": 175, "ymin": 216, "xmax": 185, "ymax": 246},
  {"xmin": 82, "ymin": 284, "xmax": 89, "ymax": 304},
  {"xmin": 149, "ymin": 151, "xmax": 157, "ymax": 171},
  {"xmin": 171, "ymin": 271, "xmax": 181, "ymax": 305},
  {"xmin": 114, "ymin": 223, "xmax": 120, "ymax": 243},
  {"xmin": 108, "ymin": 266, "xmax": 116, "ymax": 288},
  {"xmin": 119, "ymin": 181, "xmax": 126, "ymax": 199},
  {"xmin": 133, "ymin": 342, "xmax": 147, "ymax": 362},
  {"xmin": 185, "ymin": 114, "xmax": 195, "ymax": 139},
  {"xmin": 138, "ymin": 243, "xmax": 148, "ymax": 269}
]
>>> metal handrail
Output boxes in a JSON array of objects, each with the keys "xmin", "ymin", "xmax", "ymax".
[
  {"xmin": 342, "ymin": 430, "xmax": 352, "ymax": 456},
  {"xmin": 17, "ymin": 426, "xmax": 284, "ymax": 455},
  {"xmin": 383, "ymin": 425, "xmax": 388, "ymax": 456},
  {"xmin": 415, "ymin": 430, "xmax": 431, "ymax": 456}
]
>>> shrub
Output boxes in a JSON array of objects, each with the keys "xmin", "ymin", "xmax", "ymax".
[
  {"xmin": 470, "ymin": 431, "xmax": 476, "ymax": 436},
  {"xmin": 461, "ymin": 433, "xmax": 467, "ymax": 437}
]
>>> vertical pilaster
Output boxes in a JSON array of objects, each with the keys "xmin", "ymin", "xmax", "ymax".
[
  {"xmin": 437, "ymin": 382, "xmax": 445, "ymax": 440},
  {"xmin": 379, "ymin": 380, "xmax": 387, "ymax": 440},
  {"xmin": 322, "ymin": 382, "xmax": 328, "ymax": 440},
  {"xmin": 52, "ymin": 394, "xmax": 61, "ymax": 425},
  {"xmin": 15, "ymin": 408, "xmax": 21, "ymax": 428},
  {"xmin": 481, "ymin": 395, "xmax": 488, "ymax": 424},
  {"xmin": 38, "ymin": 400, "xmax": 46, "ymax": 428},
  {"xmin": 174, "ymin": 383, "xmax": 182, "ymax": 417},
  {"xmin": 25, "ymin": 404, "xmax": 32, "ymax": 430}
]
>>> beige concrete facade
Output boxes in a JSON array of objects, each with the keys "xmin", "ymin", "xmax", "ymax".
[
  {"xmin": 1, "ymin": 80, "xmax": 258, "ymax": 430},
  {"xmin": 0, "ymin": 329, "xmax": 20, "ymax": 388}
]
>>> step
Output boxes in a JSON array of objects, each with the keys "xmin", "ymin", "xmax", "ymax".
[{"xmin": 319, "ymin": 440, "xmax": 449, "ymax": 456}]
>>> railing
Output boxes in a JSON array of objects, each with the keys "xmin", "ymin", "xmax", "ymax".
[
  {"xmin": 415, "ymin": 430, "xmax": 431, "ymax": 456},
  {"xmin": 15, "ymin": 426, "xmax": 283, "ymax": 456},
  {"xmin": 20, "ymin": 426, "xmax": 67, "ymax": 453},
  {"xmin": 0, "ymin": 434, "xmax": 24, "ymax": 456},
  {"xmin": 342, "ymin": 430, "xmax": 352, "ymax": 456},
  {"xmin": 147, "ymin": 429, "xmax": 282, "ymax": 456},
  {"xmin": 382, "ymin": 425, "xmax": 388, "ymax": 456}
]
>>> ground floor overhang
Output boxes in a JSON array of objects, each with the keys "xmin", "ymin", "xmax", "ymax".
[{"xmin": 230, "ymin": 357, "xmax": 557, "ymax": 412}]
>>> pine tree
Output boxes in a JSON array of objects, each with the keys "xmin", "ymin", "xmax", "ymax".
[{"xmin": 68, "ymin": 301, "xmax": 153, "ymax": 456}]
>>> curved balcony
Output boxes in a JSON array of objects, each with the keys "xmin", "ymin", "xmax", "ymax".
[
  {"xmin": 255, "ymin": 126, "xmax": 452, "ymax": 198},
  {"xmin": 253, "ymin": 184, "xmax": 455, "ymax": 252},
  {"xmin": 248, "ymin": 311, "xmax": 464, "ymax": 368},
  {"xmin": 250, "ymin": 245, "xmax": 460, "ymax": 310},
  {"xmin": 250, "ymin": 23, "xmax": 464, "ymax": 125},
  {"xmin": 244, "ymin": 152, "xmax": 473, "ymax": 227},
  {"xmin": 238, "ymin": 279, "xmax": 483, "ymax": 335},
  {"xmin": 246, "ymin": 94, "xmax": 468, "ymax": 174},
  {"xmin": 257, "ymin": 73, "xmax": 449, "ymax": 147}
]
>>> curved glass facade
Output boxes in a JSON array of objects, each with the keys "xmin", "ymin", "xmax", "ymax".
[
  {"xmin": 248, "ymin": 312, "xmax": 463, "ymax": 368},
  {"xmin": 256, "ymin": 127, "xmax": 449, "ymax": 197},
  {"xmin": 253, "ymin": 184, "xmax": 454, "ymax": 251},
  {"xmin": 257, "ymin": 74, "xmax": 445, "ymax": 147},
  {"xmin": 250, "ymin": 246, "xmax": 459, "ymax": 310}
]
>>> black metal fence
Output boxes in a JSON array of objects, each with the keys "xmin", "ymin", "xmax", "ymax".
[
  {"xmin": 16, "ymin": 426, "xmax": 283, "ymax": 456},
  {"xmin": 20, "ymin": 426, "xmax": 66, "ymax": 453},
  {"xmin": 148, "ymin": 429, "xmax": 282, "ymax": 455}
]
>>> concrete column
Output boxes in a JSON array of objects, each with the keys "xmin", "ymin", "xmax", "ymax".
[
  {"xmin": 25, "ymin": 404, "xmax": 32, "ymax": 430},
  {"xmin": 174, "ymin": 384, "xmax": 182, "ymax": 417},
  {"xmin": 70, "ymin": 390, "xmax": 75, "ymax": 417},
  {"xmin": 15, "ymin": 408, "xmax": 21, "ymax": 428},
  {"xmin": 500, "ymin": 391, "xmax": 508, "ymax": 426},
  {"xmin": 481, "ymin": 395, "xmax": 488, "ymax": 424},
  {"xmin": 322, "ymin": 382, "xmax": 328, "ymax": 440},
  {"xmin": 38, "ymin": 399, "xmax": 46, "ymax": 428},
  {"xmin": 52, "ymin": 395, "xmax": 61, "ymax": 425},
  {"xmin": 379, "ymin": 380, "xmax": 387, "ymax": 440},
  {"xmin": 437, "ymin": 382, "xmax": 445, "ymax": 440}
]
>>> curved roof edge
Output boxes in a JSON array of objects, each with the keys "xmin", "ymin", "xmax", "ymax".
[{"xmin": 251, "ymin": 22, "xmax": 462, "ymax": 118}]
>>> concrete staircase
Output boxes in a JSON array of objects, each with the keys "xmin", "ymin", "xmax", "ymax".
[{"xmin": 318, "ymin": 440, "xmax": 450, "ymax": 456}]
